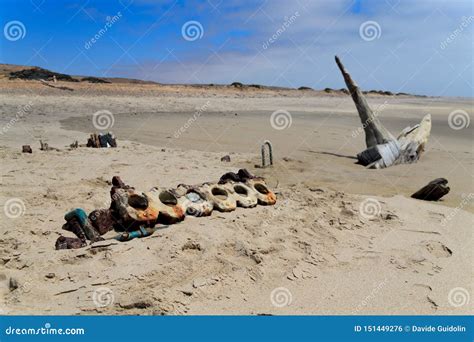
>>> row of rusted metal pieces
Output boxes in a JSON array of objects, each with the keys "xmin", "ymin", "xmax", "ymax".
[{"xmin": 112, "ymin": 168, "xmax": 277, "ymax": 229}]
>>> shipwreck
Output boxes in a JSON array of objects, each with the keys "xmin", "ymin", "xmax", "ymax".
[{"xmin": 335, "ymin": 56, "xmax": 431, "ymax": 169}]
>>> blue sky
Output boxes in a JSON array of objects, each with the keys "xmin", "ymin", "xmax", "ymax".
[{"xmin": 0, "ymin": 0, "xmax": 472, "ymax": 96}]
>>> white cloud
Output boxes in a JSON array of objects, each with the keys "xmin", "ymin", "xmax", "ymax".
[{"xmin": 109, "ymin": 0, "xmax": 473, "ymax": 96}]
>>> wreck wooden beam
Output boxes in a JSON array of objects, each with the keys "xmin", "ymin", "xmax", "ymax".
[{"xmin": 335, "ymin": 56, "xmax": 394, "ymax": 148}]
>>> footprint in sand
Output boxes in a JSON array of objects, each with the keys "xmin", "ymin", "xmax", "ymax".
[{"xmin": 422, "ymin": 241, "xmax": 452, "ymax": 258}]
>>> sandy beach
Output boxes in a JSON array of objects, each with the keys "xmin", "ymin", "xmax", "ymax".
[{"xmin": 0, "ymin": 80, "xmax": 472, "ymax": 315}]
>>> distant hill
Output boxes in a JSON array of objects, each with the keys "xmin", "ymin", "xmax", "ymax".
[
  {"xmin": 0, "ymin": 63, "xmax": 426, "ymax": 96},
  {"xmin": 0, "ymin": 63, "xmax": 159, "ymax": 85}
]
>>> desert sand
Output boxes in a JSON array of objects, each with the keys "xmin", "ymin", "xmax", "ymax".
[{"xmin": 0, "ymin": 79, "xmax": 472, "ymax": 315}]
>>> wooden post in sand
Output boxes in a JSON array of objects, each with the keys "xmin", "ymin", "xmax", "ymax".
[{"xmin": 335, "ymin": 56, "xmax": 431, "ymax": 169}]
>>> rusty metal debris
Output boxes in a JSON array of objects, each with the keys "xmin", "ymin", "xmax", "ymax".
[
  {"xmin": 22, "ymin": 145, "xmax": 32, "ymax": 153},
  {"xmin": 87, "ymin": 132, "xmax": 117, "ymax": 148},
  {"xmin": 220, "ymin": 155, "xmax": 231, "ymax": 162},
  {"xmin": 411, "ymin": 178, "xmax": 450, "ymax": 201},
  {"xmin": 261, "ymin": 140, "xmax": 273, "ymax": 168}
]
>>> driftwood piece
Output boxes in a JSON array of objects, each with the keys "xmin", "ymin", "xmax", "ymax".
[
  {"xmin": 40, "ymin": 140, "xmax": 53, "ymax": 151},
  {"xmin": 335, "ymin": 56, "xmax": 431, "ymax": 169},
  {"xmin": 39, "ymin": 140, "xmax": 60, "ymax": 151},
  {"xmin": 411, "ymin": 178, "xmax": 450, "ymax": 201},
  {"xmin": 39, "ymin": 79, "xmax": 74, "ymax": 91},
  {"xmin": 39, "ymin": 140, "xmax": 48, "ymax": 151}
]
